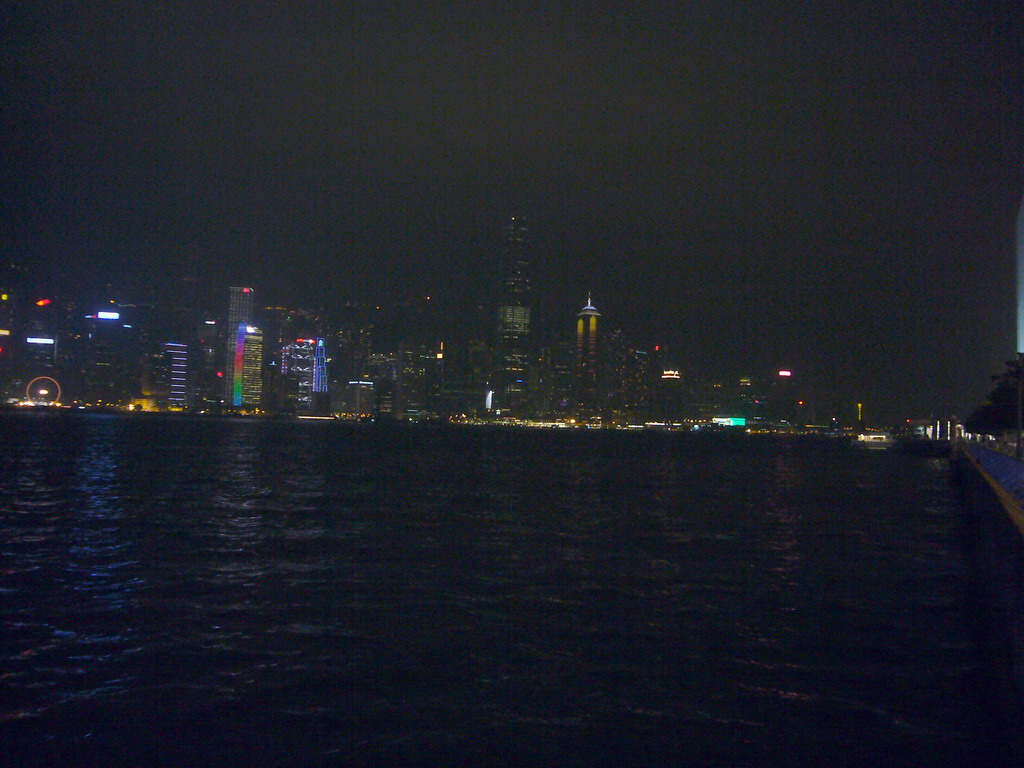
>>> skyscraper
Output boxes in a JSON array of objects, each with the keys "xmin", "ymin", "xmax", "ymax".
[
  {"xmin": 575, "ymin": 295, "xmax": 601, "ymax": 415},
  {"xmin": 228, "ymin": 287, "xmax": 255, "ymax": 331},
  {"xmin": 281, "ymin": 336, "xmax": 329, "ymax": 414},
  {"xmin": 313, "ymin": 337, "xmax": 328, "ymax": 402},
  {"xmin": 493, "ymin": 215, "xmax": 532, "ymax": 413},
  {"xmin": 79, "ymin": 305, "xmax": 137, "ymax": 406},
  {"xmin": 225, "ymin": 287, "xmax": 255, "ymax": 407},
  {"xmin": 162, "ymin": 341, "xmax": 189, "ymax": 409},
  {"xmin": 240, "ymin": 326, "xmax": 263, "ymax": 407}
]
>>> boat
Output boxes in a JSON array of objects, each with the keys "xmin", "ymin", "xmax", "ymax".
[{"xmin": 852, "ymin": 432, "xmax": 896, "ymax": 449}]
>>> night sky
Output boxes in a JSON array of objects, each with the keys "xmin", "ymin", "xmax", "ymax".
[{"xmin": 3, "ymin": 2, "xmax": 1022, "ymax": 421}]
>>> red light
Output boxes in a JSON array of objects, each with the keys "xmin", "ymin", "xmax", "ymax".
[
  {"xmin": 36, "ymin": 298, "xmax": 52, "ymax": 307},
  {"xmin": 655, "ymin": 345, "xmax": 660, "ymax": 351},
  {"xmin": 242, "ymin": 287, "xmax": 251, "ymax": 293},
  {"xmin": 216, "ymin": 371, "xmax": 224, "ymax": 377}
]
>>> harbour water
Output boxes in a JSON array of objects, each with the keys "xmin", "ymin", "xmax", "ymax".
[{"xmin": 0, "ymin": 413, "xmax": 1013, "ymax": 766}]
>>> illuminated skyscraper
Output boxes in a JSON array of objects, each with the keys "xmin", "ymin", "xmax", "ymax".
[
  {"xmin": 575, "ymin": 295, "xmax": 601, "ymax": 414},
  {"xmin": 162, "ymin": 342, "xmax": 189, "ymax": 409},
  {"xmin": 493, "ymin": 215, "xmax": 531, "ymax": 413},
  {"xmin": 79, "ymin": 305, "xmax": 137, "ymax": 406},
  {"xmin": 225, "ymin": 287, "xmax": 255, "ymax": 406},
  {"xmin": 281, "ymin": 337, "xmax": 329, "ymax": 413},
  {"xmin": 313, "ymin": 338, "xmax": 328, "ymax": 397},
  {"xmin": 240, "ymin": 326, "xmax": 263, "ymax": 407},
  {"xmin": 228, "ymin": 287, "xmax": 255, "ymax": 331}
]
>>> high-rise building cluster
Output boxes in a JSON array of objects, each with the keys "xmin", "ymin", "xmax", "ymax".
[{"xmin": 0, "ymin": 218, "xmax": 819, "ymax": 425}]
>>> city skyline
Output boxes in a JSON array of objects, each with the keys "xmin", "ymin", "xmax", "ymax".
[
  {"xmin": 0, "ymin": 259, "xmax": 959, "ymax": 428},
  {"xmin": 3, "ymin": 2, "xmax": 1022, "ymax": 420}
]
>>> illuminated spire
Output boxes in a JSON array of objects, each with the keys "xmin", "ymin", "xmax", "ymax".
[{"xmin": 579, "ymin": 294, "xmax": 600, "ymax": 316}]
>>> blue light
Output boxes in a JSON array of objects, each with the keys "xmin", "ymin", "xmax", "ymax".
[{"xmin": 1018, "ymin": 195, "xmax": 1024, "ymax": 352}]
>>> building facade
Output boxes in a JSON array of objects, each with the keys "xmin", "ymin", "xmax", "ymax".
[
  {"xmin": 240, "ymin": 326, "xmax": 263, "ymax": 408},
  {"xmin": 574, "ymin": 296, "xmax": 601, "ymax": 416},
  {"xmin": 225, "ymin": 287, "xmax": 255, "ymax": 407},
  {"xmin": 493, "ymin": 215, "xmax": 532, "ymax": 414}
]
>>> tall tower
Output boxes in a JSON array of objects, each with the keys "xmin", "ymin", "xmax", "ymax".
[
  {"xmin": 493, "ymin": 215, "xmax": 532, "ymax": 413},
  {"xmin": 162, "ymin": 341, "xmax": 189, "ymax": 409},
  {"xmin": 575, "ymin": 295, "xmax": 601, "ymax": 415},
  {"xmin": 240, "ymin": 326, "xmax": 264, "ymax": 407},
  {"xmin": 228, "ymin": 287, "xmax": 254, "ymax": 332},
  {"xmin": 225, "ymin": 287, "xmax": 255, "ymax": 407}
]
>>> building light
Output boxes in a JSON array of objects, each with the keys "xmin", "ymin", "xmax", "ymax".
[
  {"xmin": 27, "ymin": 337, "xmax": 55, "ymax": 345},
  {"xmin": 35, "ymin": 298, "xmax": 51, "ymax": 307},
  {"xmin": 0, "ymin": 329, "xmax": 9, "ymax": 336},
  {"xmin": 97, "ymin": 311, "xmax": 120, "ymax": 320},
  {"xmin": 205, "ymin": 320, "xmax": 216, "ymax": 325},
  {"xmin": 778, "ymin": 370, "xmax": 792, "ymax": 377}
]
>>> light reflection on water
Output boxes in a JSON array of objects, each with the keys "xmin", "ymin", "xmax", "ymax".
[
  {"xmin": 0, "ymin": 415, "xmax": 1005, "ymax": 766},
  {"xmin": 2, "ymin": 416, "xmax": 142, "ymax": 729}
]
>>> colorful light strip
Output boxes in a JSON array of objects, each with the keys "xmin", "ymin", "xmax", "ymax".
[{"xmin": 233, "ymin": 323, "xmax": 246, "ymax": 406}]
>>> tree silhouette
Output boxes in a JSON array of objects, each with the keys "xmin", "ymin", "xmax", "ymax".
[{"xmin": 965, "ymin": 359, "xmax": 1020, "ymax": 434}]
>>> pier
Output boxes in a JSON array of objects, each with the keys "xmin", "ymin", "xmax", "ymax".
[{"xmin": 954, "ymin": 444, "xmax": 1024, "ymax": 755}]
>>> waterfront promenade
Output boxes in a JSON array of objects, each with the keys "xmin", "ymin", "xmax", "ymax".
[
  {"xmin": 955, "ymin": 443, "xmax": 1024, "ymax": 761},
  {"xmin": 961, "ymin": 444, "xmax": 1024, "ymax": 536}
]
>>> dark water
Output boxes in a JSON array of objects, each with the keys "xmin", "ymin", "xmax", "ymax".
[{"xmin": 0, "ymin": 413, "xmax": 1010, "ymax": 766}]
